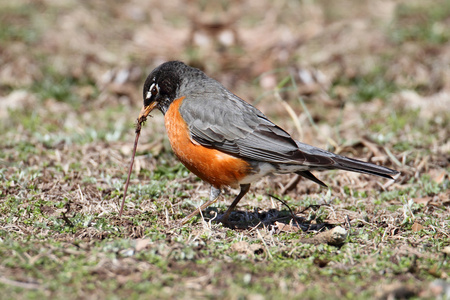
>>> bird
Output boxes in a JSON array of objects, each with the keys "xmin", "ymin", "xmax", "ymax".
[{"xmin": 138, "ymin": 61, "xmax": 399, "ymax": 224}]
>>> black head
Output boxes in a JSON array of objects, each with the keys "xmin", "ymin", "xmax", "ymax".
[
  {"xmin": 140, "ymin": 61, "xmax": 186, "ymax": 117},
  {"xmin": 139, "ymin": 61, "xmax": 217, "ymax": 119}
]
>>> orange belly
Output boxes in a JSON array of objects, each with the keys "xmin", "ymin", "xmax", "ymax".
[{"xmin": 164, "ymin": 97, "xmax": 251, "ymax": 188}]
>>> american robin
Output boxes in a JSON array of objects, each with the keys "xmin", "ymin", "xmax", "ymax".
[{"xmin": 138, "ymin": 61, "xmax": 399, "ymax": 224}]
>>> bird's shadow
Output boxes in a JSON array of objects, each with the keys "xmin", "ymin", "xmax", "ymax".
[{"xmin": 201, "ymin": 207, "xmax": 335, "ymax": 231}]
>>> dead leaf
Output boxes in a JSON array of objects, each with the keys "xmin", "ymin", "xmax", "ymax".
[
  {"xmin": 442, "ymin": 246, "xmax": 450, "ymax": 255},
  {"xmin": 313, "ymin": 257, "xmax": 330, "ymax": 268},
  {"xmin": 428, "ymin": 265, "xmax": 443, "ymax": 278},
  {"xmin": 231, "ymin": 241, "xmax": 264, "ymax": 257},
  {"xmin": 275, "ymin": 221, "xmax": 302, "ymax": 233},
  {"xmin": 231, "ymin": 241, "xmax": 250, "ymax": 253},
  {"xmin": 412, "ymin": 196, "xmax": 431, "ymax": 205},
  {"xmin": 411, "ymin": 222, "xmax": 424, "ymax": 232},
  {"xmin": 135, "ymin": 238, "xmax": 151, "ymax": 252},
  {"xmin": 429, "ymin": 169, "xmax": 447, "ymax": 184}
]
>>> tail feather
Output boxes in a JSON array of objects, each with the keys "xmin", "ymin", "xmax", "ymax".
[
  {"xmin": 295, "ymin": 170, "xmax": 328, "ymax": 187},
  {"xmin": 295, "ymin": 141, "xmax": 400, "ymax": 185},
  {"xmin": 330, "ymin": 155, "xmax": 399, "ymax": 179}
]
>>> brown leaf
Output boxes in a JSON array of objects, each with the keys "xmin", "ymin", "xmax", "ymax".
[
  {"xmin": 413, "ymin": 196, "xmax": 432, "ymax": 205},
  {"xmin": 411, "ymin": 222, "xmax": 424, "ymax": 232},
  {"xmin": 135, "ymin": 238, "xmax": 151, "ymax": 252},
  {"xmin": 275, "ymin": 221, "xmax": 301, "ymax": 233},
  {"xmin": 231, "ymin": 241, "xmax": 264, "ymax": 257},
  {"xmin": 429, "ymin": 169, "xmax": 447, "ymax": 184},
  {"xmin": 442, "ymin": 246, "xmax": 450, "ymax": 255},
  {"xmin": 313, "ymin": 257, "xmax": 330, "ymax": 268},
  {"xmin": 231, "ymin": 241, "xmax": 250, "ymax": 253}
]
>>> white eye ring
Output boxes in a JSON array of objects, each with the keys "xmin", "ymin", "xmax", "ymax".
[{"xmin": 146, "ymin": 83, "xmax": 159, "ymax": 100}]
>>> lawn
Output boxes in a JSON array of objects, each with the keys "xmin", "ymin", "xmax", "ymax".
[{"xmin": 0, "ymin": 0, "xmax": 449, "ymax": 299}]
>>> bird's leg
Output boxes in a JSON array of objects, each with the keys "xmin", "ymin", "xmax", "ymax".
[
  {"xmin": 180, "ymin": 186, "xmax": 221, "ymax": 225},
  {"xmin": 219, "ymin": 184, "xmax": 251, "ymax": 224}
]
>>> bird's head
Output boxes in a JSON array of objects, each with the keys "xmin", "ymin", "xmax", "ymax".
[{"xmin": 139, "ymin": 61, "xmax": 186, "ymax": 120}]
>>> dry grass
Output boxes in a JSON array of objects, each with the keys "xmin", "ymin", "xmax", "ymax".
[{"xmin": 1, "ymin": 0, "xmax": 449, "ymax": 299}]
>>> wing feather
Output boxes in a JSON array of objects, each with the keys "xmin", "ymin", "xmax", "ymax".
[{"xmin": 180, "ymin": 92, "xmax": 307, "ymax": 164}]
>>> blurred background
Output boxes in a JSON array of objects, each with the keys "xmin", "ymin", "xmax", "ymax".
[
  {"xmin": 2, "ymin": 0, "xmax": 450, "ymax": 135},
  {"xmin": 1, "ymin": 0, "xmax": 449, "ymax": 144}
]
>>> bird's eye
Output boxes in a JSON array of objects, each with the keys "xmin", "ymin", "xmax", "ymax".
[
  {"xmin": 146, "ymin": 83, "xmax": 159, "ymax": 100},
  {"xmin": 151, "ymin": 84, "xmax": 158, "ymax": 96}
]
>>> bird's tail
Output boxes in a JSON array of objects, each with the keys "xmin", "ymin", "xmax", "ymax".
[
  {"xmin": 325, "ymin": 155, "xmax": 399, "ymax": 179},
  {"xmin": 294, "ymin": 141, "xmax": 400, "ymax": 187}
]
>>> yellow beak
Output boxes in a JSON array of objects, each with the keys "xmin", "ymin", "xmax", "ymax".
[{"xmin": 138, "ymin": 102, "xmax": 158, "ymax": 122}]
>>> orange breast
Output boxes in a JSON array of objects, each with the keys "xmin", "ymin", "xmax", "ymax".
[{"xmin": 164, "ymin": 97, "xmax": 251, "ymax": 188}]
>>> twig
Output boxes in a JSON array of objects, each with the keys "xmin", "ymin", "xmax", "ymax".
[
  {"xmin": 0, "ymin": 276, "xmax": 42, "ymax": 290},
  {"xmin": 120, "ymin": 116, "xmax": 146, "ymax": 217},
  {"xmin": 384, "ymin": 146, "xmax": 403, "ymax": 167},
  {"xmin": 60, "ymin": 201, "xmax": 74, "ymax": 227},
  {"xmin": 280, "ymin": 174, "xmax": 301, "ymax": 194},
  {"xmin": 256, "ymin": 229, "xmax": 273, "ymax": 260}
]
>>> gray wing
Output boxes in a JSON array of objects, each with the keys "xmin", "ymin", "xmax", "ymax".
[{"xmin": 179, "ymin": 89, "xmax": 334, "ymax": 166}]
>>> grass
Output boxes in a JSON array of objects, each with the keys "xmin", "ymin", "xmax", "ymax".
[
  {"xmin": 390, "ymin": 0, "xmax": 450, "ymax": 45},
  {"xmin": 1, "ymin": 0, "xmax": 449, "ymax": 299}
]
